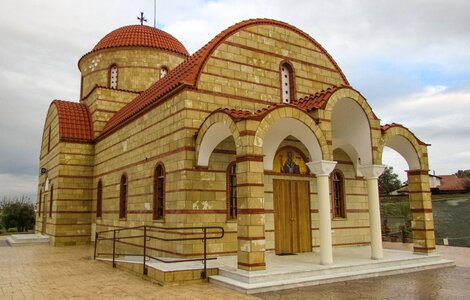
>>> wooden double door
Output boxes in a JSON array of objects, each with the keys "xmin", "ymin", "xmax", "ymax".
[{"xmin": 273, "ymin": 180, "xmax": 311, "ymax": 254}]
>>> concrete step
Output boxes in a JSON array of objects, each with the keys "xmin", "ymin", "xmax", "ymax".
[
  {"xmin": 217, "ymin": 254, "xmax": 444, "ymax": 284},
  {"xmin": 6, "ymin": 234, "xmax": 49, "ymax": 246},
  {"xmin": 209, "ymin": 257, "xmax": 455, "ymax": 294}
]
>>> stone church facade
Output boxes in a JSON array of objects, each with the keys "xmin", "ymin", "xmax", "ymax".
[{"xmin": 36, "ymin": 19, "xmax": 435, "ymax": 271}]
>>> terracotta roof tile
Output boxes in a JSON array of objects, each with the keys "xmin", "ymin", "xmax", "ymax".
[
  {"xmin": 215, "ymin": 104, "xmax": 318, "ymax": 123},
  {"xmin": 98, "ymin": 19, "xmax": 349, "ymax": 139},
  {"xmin": 53, "ymin": 100, "xmax": 93, "ymax": 143},
  {"xmin": 90, "ymin": 25, "xmax": 188, "ymax": 57},
  {"xmin": 437, "ymin": 175, "xmax": 466, "ymax": 191},
  {"xmin": 380, "ymin": 123, "xmax": 430, "ymax": 146},
  {"xmin": 292, "ymin": 85, "xmax": 345, "ymax": 111}
]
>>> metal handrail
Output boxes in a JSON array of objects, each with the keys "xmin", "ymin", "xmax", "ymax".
[{"xmin": 94, "ymin": 225, "xmax": 224, "ymax": 279}]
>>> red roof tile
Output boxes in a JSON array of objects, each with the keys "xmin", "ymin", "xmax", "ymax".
[
  {"xmin": 81, "ymin": 25, "xmax": 189, "ymax": 63},
  {"xmin": 292, "ymin": 85, "xmax": 346, "ymax": 110},
  {"xmin": 437, "ymin": 175, "xmax": 466, "ymax": 191},
  {"xmin": 215, "ymin": 104, "xmax": 319, "ymax": 123},
  {"xmin": 53, "ymin": 100, "xmax": 93, "ymax": 143},
  {"xmin": 99, "ymin": 19, "xmax": 349, "ymax": 139},
  {"xmin": 380, "ymin": 123, "xmax": 430, "ymax": 146}
]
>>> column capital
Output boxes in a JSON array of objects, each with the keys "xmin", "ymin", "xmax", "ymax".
[
  {"xmin": 306, "ymin": 160, "xmax": 337, "ymax": 176},
  {"xmin": 359, "ymin": 164, "xmax": 386, "ymax": 179}
]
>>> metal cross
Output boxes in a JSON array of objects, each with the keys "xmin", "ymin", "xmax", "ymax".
[{"xmin": 137, "ymin": 12, "xmax": 147, "ymax": 25}]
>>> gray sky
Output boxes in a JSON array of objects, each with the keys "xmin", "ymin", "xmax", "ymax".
[{"xmin": 1, "ymin": 0, "xmax": 469, "ymax": 199}]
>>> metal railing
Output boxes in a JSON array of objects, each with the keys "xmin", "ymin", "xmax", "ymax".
[{"xmin": 94, "ymin": 225, "xmax": 224, "ymax": 279}]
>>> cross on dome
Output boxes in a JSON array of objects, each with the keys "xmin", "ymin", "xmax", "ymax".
[{"xmin": 137, "ymin": 12, "xmax": 147, "ymax": 25}]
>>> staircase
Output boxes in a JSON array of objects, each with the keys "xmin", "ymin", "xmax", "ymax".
[
  {"xmin": 209, "ymin": 250, "xmax": 455, "ymax": 294},
  {"xmin": 6, "ymin": 234, "xmax": 50, "ymax": 246}
]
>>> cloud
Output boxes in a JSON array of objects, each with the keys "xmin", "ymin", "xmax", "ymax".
[
  {"xmin": 376, "ymin": 84, "xmax": 470, "ymax": 176},
  {"xmin": 0, "ymin": 0, "xmax": 469, "ymax": 196},
  {"xmin": 0, "ymin": 173, "xmax": 37, "ymax": 199}
]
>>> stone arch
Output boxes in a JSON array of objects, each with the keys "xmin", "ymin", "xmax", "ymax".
[
  {"xmin": 378, "ymin": 124, "xmax": 428, "ymax": 170},
  {"xmin": 254, "ymin": 106, "xmax": 328, "ymax": 170},
  {"xmin": 326, "ymin": 89, "xmax": 377, "ymax": 172},
  {"xmin": 195, "ymin": 112, "xmax": 242, "ymax": 167}
]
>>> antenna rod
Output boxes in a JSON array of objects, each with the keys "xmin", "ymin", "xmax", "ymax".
[{"xmin": 154, "ymin": 0, "xmax": 157, "ymax": 28}]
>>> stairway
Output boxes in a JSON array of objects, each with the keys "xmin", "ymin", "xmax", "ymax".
[
  {"xmin": 6, "ymin": 234, "xmax": 50, "ymax": 246},
  {"xmin": 209, "ymin": 251, "xmax": 455, "ymax": 294}
]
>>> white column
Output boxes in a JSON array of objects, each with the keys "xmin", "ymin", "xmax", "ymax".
[
  {"xmin": 307, "ymin": 160, "xmax": 337, "ymax": 265},
  {"xmin": 359, "ymin": 165, "xmax": 386, "ymax": 260}
]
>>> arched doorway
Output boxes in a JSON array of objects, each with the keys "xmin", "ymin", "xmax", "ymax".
[{"xmin": 272, "ymin": 145, "xmax": 312, "ymax": 254}]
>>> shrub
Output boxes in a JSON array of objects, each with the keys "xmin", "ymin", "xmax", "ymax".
[
  {"xmin": 7, "ymin": 227, "xmax": 18, "ymax": 233},
  {"xmin": 0, "ymin": 196, "xmax": 35, "ymax": 232}
]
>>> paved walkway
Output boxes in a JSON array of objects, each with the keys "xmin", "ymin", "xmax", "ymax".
[
  {"xmin": 0, "ymin": 236, "xmax": 469, "ymax": 299},
  {"xmin": 0, "ymin": 236, "xmax": 257, "ymax": 300}
]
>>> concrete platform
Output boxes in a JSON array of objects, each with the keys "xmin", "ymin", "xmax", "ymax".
[
  {"xmin": 209, "ymin": 246, "xmax": 455, "ymax": 294},
  {"xmin": 97, "ymin": 245, "xmax": 454, "ymax": 293},
  {"xmin": 6, "ymin": 234, "xmax": 49, "ymax": 246}
]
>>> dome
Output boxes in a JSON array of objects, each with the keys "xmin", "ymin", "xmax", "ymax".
[{"xmin": 91, "ymin": 25, "xmax": 189, "ymax": 57}]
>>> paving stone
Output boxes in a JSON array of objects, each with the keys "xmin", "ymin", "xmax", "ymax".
[
  {"xmin": 0, "ymin": 237, "xmax": 468, "ymax": 299},
  {"xmin": 0, "ymin": 237, "xmax": 257, "ymax": 300}
]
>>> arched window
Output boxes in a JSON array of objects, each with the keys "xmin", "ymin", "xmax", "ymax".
[
  {"xmin": 49, "ymin": 184, "xmax": 53, "ymax": 218},
  {"xmin": 160, "ymin": 66, "xmax": 168, "ymax": 79},
  {"xmin": 280, "ymin": 62, "xmax": 294, "ymax": 104},
  {"xmin": 96, "ymin": 180, "xmax": 103, "ymax": 218},
  {"xmin": 109, "ymin": 64, "xmax": 118, "ymax": 89},
  {"xmin": 47, "ymin": 127, "xmax": 51, "ymax": 153},
  {"xmin": 38, "ymin": 188, "xmax": 42, "ymax": 217},
  {"xmin": 227, "ymin": 162, "xmax": 237, "ymax": 220},
  {"xmin": 153, "ymin": 164, "xmax": 165, "ymax": 220},
  {"xmin": 119, "ymin": 174, "xmax": 127, "ymax": 219},
  {"xmin": 331, "ymin": 170, "xmax": 346, "ymax": 218}
]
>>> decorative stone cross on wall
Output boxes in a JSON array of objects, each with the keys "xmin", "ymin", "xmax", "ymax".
[{"xmin": 137, "ymin": 12, "xmax": 147, "ymax": 25}]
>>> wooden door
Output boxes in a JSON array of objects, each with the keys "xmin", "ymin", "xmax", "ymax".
[{"xmin": 273, "ymin": 180, "xmax": 311, "ymax": 254}]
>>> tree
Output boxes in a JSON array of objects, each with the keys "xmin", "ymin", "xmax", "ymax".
[
  {"xmin": 378, "ymin": 166, "xmax": 402, "ymax": 195},
  {"xmin": 455, "ymin": 170, "xmax": 470, "ymax": 192},
  {"xmin": 0, "ymin": 196, "xmax": 35, "ymax": 232},
  {"xmin": 456, "ymin": 169, "xmax": 470, "ymax": 178}
]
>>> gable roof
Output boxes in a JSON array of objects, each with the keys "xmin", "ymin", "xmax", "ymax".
[
  {"xmin": 292, "ymin": 85, "xmax": 347, "ymax": 111},
  {"xmin": 380, "ymin": 123, "xmax": 430, "ymax": 146},
  {"xmin": 99, "ymin": 18, "xmax": 349, "ymax": 139},
  {"xmin": 438, "ymin": 175, "xmax": 467, "ymax": 192},
  {"xmin": 52, "ymin": 100, "xmax": 93, "ymax": 143},
  {"xmin": 214, "ymin": 103, "xmax": 319, "ymax": 123}
]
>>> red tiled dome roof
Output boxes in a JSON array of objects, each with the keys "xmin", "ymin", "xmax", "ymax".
[
  {"xmin": 91, "ymin": 25, "xmax": 189, "ymax": 57},
  {"xmin": 52, "ymin": 100, "xmax": 93, "ymax": 143}
]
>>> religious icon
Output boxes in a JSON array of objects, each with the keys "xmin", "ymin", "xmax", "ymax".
[{"xmin": 281, "ymin": 151, "xmax": 300, "ymax": 174}]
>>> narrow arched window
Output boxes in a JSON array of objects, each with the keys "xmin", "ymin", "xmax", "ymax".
[
  {"xmin": 109, "ymin": 64, "xmax": 118, "ymax": 89},
  {"xmin": 49, "ymin": 184, "xmax": 53, "ymax": 217},
  {"xmin": 280, "ymin": 63, "xmax": 294, "ymax": 103},
  {"xmin": 153, "ymin": 164, "xmax": 165, "ymax": 220},
  {"xmin": 96, "ymin": 180, "xmax": 103, "ymax": 218},
  {"xmin": 38, "ymin": 188, "xmax": 42, "ymax": 217},
  {"xmin": 332, "ymin": 170, "xmax": 346, "ymax": 218},
  {"xmin": 227, "ymin": 162, "xmax": 237, "ymax": 220},
  {"xmin": 119, "ymin": 174, "xmax": 127, "ymax": 219},
  {"xmin": 47, "ymin": 127, "xmax": 51, "ymax": 153},
  {"xmin": 160, "ymin": 66, "xmax": 168, "ymax": 79}
]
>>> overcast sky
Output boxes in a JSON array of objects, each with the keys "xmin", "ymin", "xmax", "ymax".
[{"xmin": 0, "ymin": 0, "xmax": 469, "ymax": 199}]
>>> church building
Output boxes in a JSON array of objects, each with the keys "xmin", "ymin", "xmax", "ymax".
[{"xmin": 36, "ymin": 19, "xmax": 435, "ymax": 271}]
